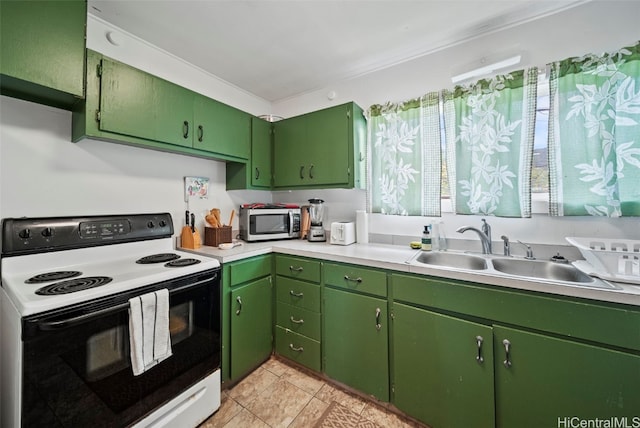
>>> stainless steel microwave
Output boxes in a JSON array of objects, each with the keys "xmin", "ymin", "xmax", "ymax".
[{"xmin": 239, "ymin": 205, "xmax": 301, "ymax": 241}]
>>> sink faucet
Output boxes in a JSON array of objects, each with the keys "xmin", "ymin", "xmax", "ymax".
[
  {"xmin": 517, "ymin": 240, "xmax": 535, "ymax": 260},
  {"xmin": 457, "ymin": 219, "xmax": 492, "ymax": 254},
  {"xmin": 501, "ymin": 235, "xmax": 510, "ymax": 256}
]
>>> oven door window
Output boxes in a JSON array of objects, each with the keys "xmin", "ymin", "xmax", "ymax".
[{"xmin": 22, "ymin": 277, "xmax": 220, "ymax": 427}]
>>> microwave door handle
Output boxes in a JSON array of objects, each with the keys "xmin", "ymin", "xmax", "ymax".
[
  {"xmin": 288, "ymin": 211, "xmax": 294, "ymax": 234},
  {"xmin": 36, "ymin": 274, "xmax": 216, "ymax": 331}
]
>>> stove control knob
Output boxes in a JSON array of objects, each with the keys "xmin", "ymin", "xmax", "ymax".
[
  {"xmin": 159, "ymin": 220, "xmax": 167, "ymax": 228},
  {"xmin": 147, "ymin": 221, "xmax": 155, "ymax": 229},
  {"xmin": 18, "ymin": 228, "xmax": 31, "ymax": 239},
  {"xmin": 41, "ymin": 227, "xmax": 53, "ymax": 238}
]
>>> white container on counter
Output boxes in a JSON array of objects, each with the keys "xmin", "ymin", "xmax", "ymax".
[{"xmin": 356, "ymin": 210, "xmax": 369, "ymax": 244}]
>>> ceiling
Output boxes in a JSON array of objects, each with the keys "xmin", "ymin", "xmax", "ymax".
[{"xmin": 88, "ymin": 0, "xmax": 585, "ymax": 102}]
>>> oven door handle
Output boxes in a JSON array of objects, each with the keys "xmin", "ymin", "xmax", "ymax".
[{"xmin": 37, "ymin": 275, "xmax": 216, "ymax": 331}]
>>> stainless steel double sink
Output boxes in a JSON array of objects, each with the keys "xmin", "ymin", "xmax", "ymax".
[{"xmin": 408, "ymin": 251, "xmax": 620, "ymax": 289}]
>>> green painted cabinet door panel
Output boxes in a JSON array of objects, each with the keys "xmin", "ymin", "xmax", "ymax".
[
  {"xmin": 392, "ymin": 303, "xmax": 495, "ymax": 428},
  {"xmin": 273, "ymin": 115, "xmax": 307, "ymax": 187},
  {"xmin": 323, "ymin": 287, "xmax": 389, "ymax": 401},
  {"xmin": 193, "ymin": 95, "xmax": 251, "ymax": 160},
  {"xmin": 230, "ymin": 277, "xmax": 273, "ymax": 380},
  {"xmin": 99, "ymin": 58, "xmax": 193, "ymax": 148},
  {"xmin": 251, "ymin": 117, "xmax": 273, "ymax": 188},
  {"xmin": 0, "ymin": 0, "xmax": 86, "ymax": 109},
  {"xmin": 494, "ymin": 325, "xmax": 640, "ymax": 428},
  {"xmin": 306, "ymin": 104, "xmax": 350, "ymax": 186}
]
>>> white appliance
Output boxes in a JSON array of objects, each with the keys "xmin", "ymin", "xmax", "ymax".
[
  {"xmin": 1, "ymin": 213, "xmax": 221, "ymax": 428},
  {"xmin": 330, "ymin": 221, "xmax": 356, "ymax": 246}
]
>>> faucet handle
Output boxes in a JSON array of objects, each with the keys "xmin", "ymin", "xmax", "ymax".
[{"xmin": 517, "ymin": 240, "xmax": 535, "ymax": 260}]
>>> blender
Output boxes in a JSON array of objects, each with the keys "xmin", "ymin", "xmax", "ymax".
[{"xmin": 307, "ymin": 198, "xmax": 326, "ymax": 242}]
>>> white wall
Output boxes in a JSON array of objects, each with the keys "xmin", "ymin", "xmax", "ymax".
[{"xmin": 273, "ymin": 1, "xmax": 640, "ymax": 247}]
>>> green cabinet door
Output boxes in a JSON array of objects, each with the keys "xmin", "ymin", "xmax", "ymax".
[
  {"xmin": 251, "ymin": 117, "xmax": 273, "ymax": 188},
  {"xmin": 306, "ymin": 104, "xmax": 350, "ymax": 186},
  {"xmin": 392, "ymin": 303, "xmax": 495, "ymax": 428},
  {"xmin": 99, "ymin": 58, "xmax": 193, "ymax": 148},
  {"xmin": 193, "ymin": 95, "xmax": 251, "ymax": 160},
  {"xmin": 323, "ymin": 287, "xmax": 389, "ymax": 401},
  {"xmin": 273, "ymin": 115, "xmax": 308, "ymax": 187},
  {"xmin": 1, "ymin": 0, "xmax": 86, "ymax": 109},
  {"xmin": 494, "ymin": 325, "xmax": 640, "ymax": 428},
  {"xmin": 230, "ymin": 276, "xmax": 273, "ymax": 381}
]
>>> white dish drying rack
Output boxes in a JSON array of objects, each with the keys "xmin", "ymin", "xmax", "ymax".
[{"xmin": 566, "ymin": 237, "xmax": 640, "ymax": 285}]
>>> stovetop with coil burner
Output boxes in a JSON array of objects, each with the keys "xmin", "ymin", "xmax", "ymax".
[{"xmin": 1, "ymin": 213, "xmax": 219, "ymax": 316}]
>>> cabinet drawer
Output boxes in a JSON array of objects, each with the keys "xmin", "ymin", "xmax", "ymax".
[
  {"xmin": 229, "ymin": 254, "xmax": 271, "ymax": 286},
  {"xmin": 275, "ymin": 255, "xmax": 321, "ymax": 283},
  {"xmin": 275, "ymin": 326, "xmax": 321, "ymax": 372},
  {"xmin": 324, "ymin": 262, "xmax": 387, "ymax": 297},
  {"xmin": 276, "ymin": 277, "xmax": 321, "ymax": 312},
  {"xmin": 276, "ymin": 302, "xmax": 321, "ymax": 340}
]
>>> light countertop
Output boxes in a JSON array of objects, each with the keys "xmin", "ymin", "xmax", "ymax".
[{"xmin": 180, "ymin": 239, "xmax": 640, "ymax": 307}]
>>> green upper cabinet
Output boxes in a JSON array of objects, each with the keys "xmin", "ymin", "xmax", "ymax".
[
  {"xmin": 193, "ymin": 94, "xmax": 251, "ymax": 159},
  {"xmin": 99, "ymin": 58, "xmax": 193, "ymax": 148},
  {"xmin": 273, "ymin": 102, "xmax": 366, "ymax": 189},
  {"xmin": 0, "ymin": 0, "xmax": 86, "ymax": 109},
  {"xmin": 226, "ymin": 116, "xmax": 273, "ymax": 190},
  {"xmin": 73, "ymin": 50, "xmax": 251, "ymax": 162}
]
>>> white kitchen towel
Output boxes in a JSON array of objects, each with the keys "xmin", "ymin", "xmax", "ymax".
[{"xmin": 128, "ymin": 289, "xmax": 172, "ymax": 376}]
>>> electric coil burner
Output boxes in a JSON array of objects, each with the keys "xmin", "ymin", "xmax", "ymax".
[
  {"xmin": 1, "ymin": 213, "xmax": 222, "ymax": 428},
  {"xmin": 35, "ymin": 276, "xmax": 113, "ymax": 295}
]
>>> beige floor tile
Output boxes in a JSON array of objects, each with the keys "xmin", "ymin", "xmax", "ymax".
[
  {"xmin": 227, "ymin": 367, "xmax": 278, "ymax": 407},
  {"xmin": 246, "ymin": 378, "xmax": 313, "ymax": 428},
  {"xmin": 360, "ymin": 402, "xmax": 421, "ymax": 428},
  {"xmin": 198, "ymin": 392, "xmax": 243, "ymax": 428},
  {"xmin": 222, "ymin": 408, "xmax": 270, "ymax": 428},
  {"xmin": 281, "ymin": 366, "xmax": 325, "ymax": 395},
  {"xmin": 315, "ymin": 383, "xmax": 367, "ymax": 414},
  {"xmin": 288, "ymin": 397, "xmax": 330, "ymax": 428},
  {"xmin": 261, "ymin": 357, "xmax": 290, "ymax": 377}
]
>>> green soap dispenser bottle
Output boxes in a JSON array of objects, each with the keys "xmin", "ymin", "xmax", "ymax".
[{"xmin": 422, "ymin": 225, "xmax": 432, "ymax": 251}]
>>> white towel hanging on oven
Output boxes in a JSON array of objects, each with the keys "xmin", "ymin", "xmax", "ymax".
[{"xmin": 128, "ymin": 289, "xmax": 172, "ymax": 376}]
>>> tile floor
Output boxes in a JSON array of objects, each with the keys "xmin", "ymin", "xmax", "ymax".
[{"xmin": 198, "ymin": 357, "xmax": 425, "ymax": 428}]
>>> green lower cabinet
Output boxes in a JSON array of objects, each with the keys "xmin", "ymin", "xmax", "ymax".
[
  {"xmin": 230, "ymin": 276, "xmax": 273, "ymax": 381},
  {"xmin": 392, "ymin": 303, "xmax": 495, "ymax": 428},
  {"xmin": 323, "ymin": 287, "xmax": 389, "ymax": 401},
  {"xmin": 494, "ymin": 325, "xmax": 640, "ymax": 428}
]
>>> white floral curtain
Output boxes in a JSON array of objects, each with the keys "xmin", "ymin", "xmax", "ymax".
[
  {"xmin": 443, "ymin": 69, "xmax": 538, "ymax": 217},
  {"xmin": 365, "ymin": 93, "xmax": 441, "ymax": 216},
  {"xmin": 548, "ymin": 41, "xmax": 640, "ymax": 216}
]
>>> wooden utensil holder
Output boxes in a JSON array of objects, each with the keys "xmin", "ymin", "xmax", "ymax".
[{"xmin": 205, "ymin": 226, "xmax": 232, "ymax": 247}]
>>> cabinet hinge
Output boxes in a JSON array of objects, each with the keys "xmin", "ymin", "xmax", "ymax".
[
  {"xmin": 347, "ymin": 109, "xmax": 351, "ymax": 119},
  {"xmin": 390, "ymin": 312, "xmax": 395, "ymax": 320},
  {"xmin": 96, "ymin": 63, "xmax": 102, "ymax": 77},
  {"xmin": 95, "ymin": 110, "xmax": 101, "ymax": 122}
]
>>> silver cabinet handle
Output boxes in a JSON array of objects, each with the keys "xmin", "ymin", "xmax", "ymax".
[
  {"xmin": 255, "ymin": 167, "xmax": 260, "ymax": 180},
  {"xmin": 289, "ymin": 265, "xmax": 304, "ymax": 272},
  {"xmin": 289, "ymin": 290, "xmax": 304, "ymax": 298},
  {"xmin": 235, "ymin": 296, "xmax": 242, "ymax": 315},
  {"xmin": 503, "ymin": 339, "xmax": 512, "ymax": 368},
  {"xmin": 375, "ymin": 307, "xmax": 382, "ymax": 331},
  {"xmin": 299, "ymin": 166, "xmax": 305, "ymax": 179},
  {"xmin": 309, "ymin": 164, "xmax": 314, "ymax": 179},
  {"xmin": 344, "ymin": 275, "xmax": 363, "ymax": 283},
  {"xmin": 290, "ymin": 316, "xmax": 304, "ymax": 324},
  {"xmin": 476, "ymin": 335, "xmax": 484, "ymax": 363},
  {"xmin": 289, "ymin": 344, "xmax": 304, "ymax": 352}
]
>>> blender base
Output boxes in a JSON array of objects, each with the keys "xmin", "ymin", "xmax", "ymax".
[{"xmin": 307, "ymin": 226, "xmax": 326, "ymax": 242}]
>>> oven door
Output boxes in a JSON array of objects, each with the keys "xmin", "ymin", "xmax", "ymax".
[{"xmin": 21, "ymin": 269, "xmax": 220, "ymax": 427}]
